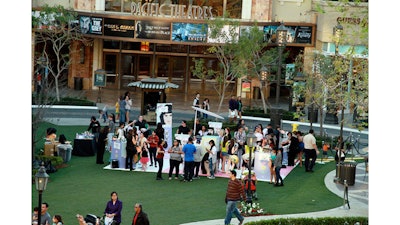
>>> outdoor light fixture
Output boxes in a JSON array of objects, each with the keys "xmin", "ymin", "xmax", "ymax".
[
  {"xmin": 245, "ymin": 131, "xmax": 257, "ymax": 203},
  {"xmin": 276, "ymin": 22, "xmax": 288, "ymax": 47},
  {"xmin": 275, "ymin": 22, "xmax": 288, "ymax": 104},
  {"xmin": 260, "ymin": 65, "xmax": 268, "ymax": 82},
  {"xmin": 35, "ymin": 163, "xmax": 49, "ymax": 225}
]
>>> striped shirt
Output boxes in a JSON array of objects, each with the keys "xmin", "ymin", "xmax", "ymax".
[{"xmin": 225, "ymin": 179, "xmax": 246, "ymax": 201}]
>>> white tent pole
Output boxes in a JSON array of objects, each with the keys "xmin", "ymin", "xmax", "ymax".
[{"xmin": 193, "ymin": 108, "xmax": 198, "ymax": 135}]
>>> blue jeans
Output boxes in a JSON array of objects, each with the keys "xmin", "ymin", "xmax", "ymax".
[
  {"xmin": 209, "ymin": 158, "xmax": 214, "ymax": 176},
  {"xmin": 120, "ymin": 109, "xmax": 126, "ymax": 123},
  {"xmin": 275, "ymin": 166, "xmax": 283, "ymax": 184},
  {"xmin": 224, "ymin": 200, "xmax": 243, "ymax": 225}
]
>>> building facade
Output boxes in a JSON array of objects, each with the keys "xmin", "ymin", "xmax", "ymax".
[{"xmin": 32, "ymin": 0, "xmax": 368, "ymax": 113}]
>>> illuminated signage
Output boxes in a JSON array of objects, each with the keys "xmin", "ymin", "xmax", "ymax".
[{"xmin": 131, "ymin": 3, "xmax": 213, "ymax": 20}]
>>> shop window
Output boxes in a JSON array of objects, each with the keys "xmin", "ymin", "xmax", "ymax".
[{"xmin": 103, "ymin": 40, "xmax": 120, "ymax": 49}]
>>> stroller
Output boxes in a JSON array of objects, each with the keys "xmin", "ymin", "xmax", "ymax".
[
  {"xmin": 242, "ymin": 172, "xmax": 258, "ymax": 200},
  {"xmin": 83, "ymin": 214, "xmax": 117, "ymax": 225}
]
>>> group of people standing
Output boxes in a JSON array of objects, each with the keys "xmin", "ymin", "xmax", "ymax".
[
  {"xmin": 228, "ymin": 95, "xmax": 243, "ymax": 123},
  {"xmin": 192, "ymin": 92, "xmax": 210, "ymax": 119}
]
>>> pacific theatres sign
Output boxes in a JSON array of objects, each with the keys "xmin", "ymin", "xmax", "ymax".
[{"xmin": 131, "ymin": 2, "xmax": 214, "ymax": 20}]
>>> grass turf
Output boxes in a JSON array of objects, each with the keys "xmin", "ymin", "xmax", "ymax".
[{"xmin": 32, "ymin": 122, "xmax": 344, "ymax": 225}]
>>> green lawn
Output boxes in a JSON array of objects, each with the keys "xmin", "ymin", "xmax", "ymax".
[{"xmin": 32, "ymin": 122, "xmax": 343, "ymax": 225}]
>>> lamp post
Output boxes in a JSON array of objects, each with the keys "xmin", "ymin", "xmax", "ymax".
[
  {"xmin": 260, "ymin": 65, "xmax": 268, "ymax": 111},
  {"xmin": 35, "ymin": 163, "xmax": 49, "ymax": 225},
  {"xmin": 245, "ymin": 131, "xmax": 257, "ymax": 203},
  {"xmin": 275, "ymin": 22, "xmax": 288, "ymax": 105},
  {"xmin": 333, "ymin": 23, "xmax": 345, "ymax": 147},
  {"xmin": 333, "ymin": 23, "xmax": 344, "ymax": 184}
]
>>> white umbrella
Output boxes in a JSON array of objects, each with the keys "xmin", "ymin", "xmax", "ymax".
[{"xmin": 191, "ymin": 106, "xmax": 224, "ymax": 134}]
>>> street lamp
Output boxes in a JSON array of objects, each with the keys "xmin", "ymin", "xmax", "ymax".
[
  {"xmin": 333, "ymin": 23, "xmax": 345, "ymax": 145},
  {"xmin": 260, "ymin": 65, "xmax": 268, "ymax": 82},
  {"xmin": 35, "ymin": 163, "xmax": 49, "ymax": 225},
  {"xmin": 245, "ymin": 131, "xmax": 257, "ymax": 203},
  {"xmin": 275, "ymin": 22, "xmax": 288, "ymax": 104},
  {"xmin": 332, "ymin": 22, "xmax": 344, "ymax": 184}
]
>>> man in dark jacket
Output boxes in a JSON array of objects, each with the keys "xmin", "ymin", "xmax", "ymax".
[{"xmin": 132, "ymin": 203, "xmax": 149, "ymax": 225}]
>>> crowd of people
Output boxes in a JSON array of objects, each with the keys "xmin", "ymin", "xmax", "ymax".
[{"xmin": 37, "ymin": 90, "xmax": 333, "ymax": 225}]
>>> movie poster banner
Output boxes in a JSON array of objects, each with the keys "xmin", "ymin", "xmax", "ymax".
[
  {"xmin": 135, "ymin": 21, "xmax": 171, "ymax": 40},
  {"xmin": 263, "ymin": 25, "xmax": 312, "ymax": 44},
  {"xmin": 172, "ymin": 23, "xmax": 207, "ymax": 42},
  {"xmin": 79, "ymin": 15, "xmax": 103, "ymax": 35},
  {"xmin": 104, "ymin": 18, "xmax": 135, "ymax": 37},
  {"xmin": 156, "ymin": 103, "xmax": 173, "ymax": 150}
]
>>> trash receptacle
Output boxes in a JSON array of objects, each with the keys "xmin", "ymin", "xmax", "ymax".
[
  {"xmin": 57, "ymin": 145, "xmax": 72, "ymax": 163},
  {"xmin": 339, "ymin": 162, "xmax": 357, "ymax": 185},
  {"xmin": 307, "ymin": 107, "xmax": 318, "ymax": 123},
  {"xmin": 74, "ymin": 77, "xmax": 83, "ymax": 90}
]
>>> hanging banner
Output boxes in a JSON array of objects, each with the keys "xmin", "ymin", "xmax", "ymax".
[
  {"xmin": 242, "ymin": 82, "xmax": 251, "ymax": 92},
  {"xmin": 156, "ymin": 103, "xmax": 173, "ymax": 149},
  {"xmin": 263, "ymin": 25, "xmax": 312, "ymax": 44},
  {"xmin": 172, "ymin": 23, "xmax": 207, "ymax": 42},
  {"xmin": 136, "ymin": 21, "xmax": 171, "ymax": 40},
  {"xmin": 104, "ymin": 18, "xmax": 135, "ymax": 37},
  {"xmin": 79, "ymin": 15, "xmax": 103, "ymax": 35},
  {"xmin": 285, "ymin": 64, "xmax": 295, "ymax": 85}
]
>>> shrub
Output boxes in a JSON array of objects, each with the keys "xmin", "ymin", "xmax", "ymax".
[{"xmin": 244, "ymin": 217, "xmax": 368, "ymax": 225}]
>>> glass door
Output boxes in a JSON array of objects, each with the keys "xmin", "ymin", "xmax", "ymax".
[
  {"xmin": 138, "ymin": 56, "xmax": 151, "ymax": 80},
  {"xmin": 121, "ymin": 54, "xmax": 136, "ymax": 88},
  {"xmin": 104, "ymin": 53, "xmax": 119, "ymax": 89},
  {"xmin": 156, "ymin": 56, "xmax": 170, "ymax": 79}
]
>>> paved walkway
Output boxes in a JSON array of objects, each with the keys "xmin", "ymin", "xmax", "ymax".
[{"xmin": 180, "ymin": 165, "xmax": 368, "ymax": 225}]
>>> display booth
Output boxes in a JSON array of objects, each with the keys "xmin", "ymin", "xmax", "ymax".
[
  {"xmin": 110, "ymin": 139, "xmax": 127, "ymax": 169},
  {"xmin": 253, "ymin": 151, "xmax": 272, "ymax": 181},
  {"xmin": 128, "ymin": 78, "xmax": 179, "ymax": 124}
]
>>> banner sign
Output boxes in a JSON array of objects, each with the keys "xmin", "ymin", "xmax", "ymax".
[
  {"xmin": 172, "ymin": 23, "xmax": 207, "ymax": 42},
  {"xmin": 104, "ymin": 18, "xmax": 135, "ymax": 37},
  {"xmin": 79, "ymin": 15, "xmax": 103, "ymax": 35},
  {"xmin": 263, "ymin": 25, "xmax": 312, "ymax": 44},
  {"xmin": 94, "ymin": 73, "xmax": 106, "ymax": 87},
  {"xmin": 135, "ymin": 21, "xmax": 171, "ymax": 40},
  {"xmin": 242, "ymin": 82, "xmax": 251, "ymax": 92},
  {"xmin": 156, "ymin": 103, "xmax": 173, "ymax": 149}
]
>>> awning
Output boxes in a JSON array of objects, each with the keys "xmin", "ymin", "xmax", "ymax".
[{"xmin": 127, "ymin": 78, "xmax": 179, "ymax": 89}]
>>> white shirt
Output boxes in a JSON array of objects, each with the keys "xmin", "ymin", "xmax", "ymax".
[
  {"xmin": 303, "ymin": 133, "xmax": 316, "ymax": 149},
  {"xmin": 209, "ymin": 145, "xmax": 217, "ymax": 162}
]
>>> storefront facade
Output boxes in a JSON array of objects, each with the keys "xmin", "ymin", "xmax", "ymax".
[
  {"xmin": 62, "ymin": 0, "xmax": 317, "ymax": 99},
  {"xmin": 33, "ymin": 0, "xmax": 367, "ymax": 101}
]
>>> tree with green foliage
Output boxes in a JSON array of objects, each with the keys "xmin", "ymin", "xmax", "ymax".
[
  {"xmin": 32, "ymin": 4, "xmax": 91, "ymax": 102},
  {"xmin": 192, "ymin": 18, "xmax": 282, "ymax": 114},
  {"xmin": 295, "ymin": 0, "xmax": 368, "ymax": 138}
]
